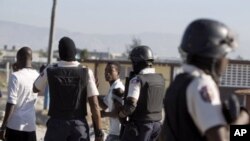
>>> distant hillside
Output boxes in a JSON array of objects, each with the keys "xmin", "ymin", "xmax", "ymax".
[
  {"xmin": 0, "ymin": 20, "xmax": 181, "ymax": 58},
  {"xmin": 1, "ymin": 20, "xmax": 249, "ymax": 60}
]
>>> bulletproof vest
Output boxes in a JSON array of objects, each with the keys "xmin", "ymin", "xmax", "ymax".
[
  {"xmin": 164, "ymin": 73, "xmax": 206, "ymax": 141},
  {"xmin": 47, "ymin": 65, "xmax": 88, "ymax": 119},
  {"xmin": 130, "ymin": 73, "xmax": 165, "ymax": 121}
]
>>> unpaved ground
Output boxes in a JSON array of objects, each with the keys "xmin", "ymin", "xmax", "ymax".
[{"xmin": 0, "ymin": 91, "xmax": 109, "ymax": 141}]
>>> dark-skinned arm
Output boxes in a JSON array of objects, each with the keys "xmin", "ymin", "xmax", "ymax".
[
  {"xmin": 88, "ymin": 96, "xmax": 104, "ymax": 141},
  {"xmin": 119, "ymin": 97, "xmax": 137, "ymax": 118},
  {"xmin": 33, "ymin": 84, "xmax": 40, "ymax": 93},
  {"xmin": 205, "ymin": 125, "xmax": 229, "ymax": 141},
  {"xmin": 0, "ymin": 103, "xmax": 15, "ymax": 140},
  {"xmin": 97, "ymin": 95, "xmax": 108, "ymax": 110},
  {"xmin": 205, "ymin": 110, "xmax": 249, "ymax": 141},
  {"xmin": 232, "ymin": 109, "xmax": 249, "ymax": 125}
]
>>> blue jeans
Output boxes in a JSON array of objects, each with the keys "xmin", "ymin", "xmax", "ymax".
[
  {"xmin": 121, "ymin": 121, "xmax": 161, "ymax": 141},
  {"xmin": 44, "ymin": 118, "xmax": 89, "ymax": 141},
  {"xmin": 43, "ymin": 86, "xmax": 50, "ymax": 110}
]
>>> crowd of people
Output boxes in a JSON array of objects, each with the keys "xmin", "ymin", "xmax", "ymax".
[{"xmin": 0, "ymin": 18, "xmax": 249, "ymax": 141}]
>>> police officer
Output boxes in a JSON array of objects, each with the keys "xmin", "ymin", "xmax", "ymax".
[
  {"xmin": 163, "ymin": 19, "xmax": 249, "ymax": 141},
  {"xmin": 119, "ymin": 45, "xmax": 165, "ymax": 141},
  {"xmin": 33, "ymin": 37, "xmax": 104, "ymax": 141}
]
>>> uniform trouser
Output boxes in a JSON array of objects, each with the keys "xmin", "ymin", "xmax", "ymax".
[
  {"xmin": 121, "ymin": 121, "xmax": 161, "ymax": 141},
  {"xmin": 5, "ymin": 127, "xmax": 36, "ymax": 141},
  {"xmin": 44, "ymin": 118, "xmax": 90, "ymax": 141},
  {"xmin": 105, "ymin": 134, "xmax": 120, "ymax": 141}
]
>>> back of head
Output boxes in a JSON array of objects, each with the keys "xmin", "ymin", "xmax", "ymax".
[
  {"xmin": 179, "ymin": 19, "xmax": 238, "ymax": 82},
  {"xmin": 17, "ymin": 47, "xmax": 32, "ymax": 61},
  {"xmin": 130, "ymin": 45, "xmax": 154, "ymax": 64},
  {"xmin": 130, "ymin": 45, "xmax": 154, "ymax": 74},
  {"xmin": 16, "ymin": 47, "xmax": 33, "ymax": 69},
  {"xmin": 179, "ymin": 18, "xmax": 237, "ymax": 62},
  {"xmin": 59, "ymin": 37, "xmax": 76, "ymax": 61}
]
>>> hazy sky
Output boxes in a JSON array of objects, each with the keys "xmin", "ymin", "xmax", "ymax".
[
  {"xmin": 0, "ymin": 0, "xmax": 249, "ymax": 34},
  {"xmin": 1, "ymin": 0, "xmax": 250, "ymax": 58}
]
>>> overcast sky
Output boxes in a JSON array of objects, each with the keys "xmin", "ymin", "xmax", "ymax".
[{"xmin": 1, "ymin": 0, "xmax": 250, "ymax": 58}]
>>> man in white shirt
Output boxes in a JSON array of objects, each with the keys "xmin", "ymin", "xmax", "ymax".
[
  {"xmin": 33, "ymin": 37, "xmax": 103, "ymax": 141},
  {"xmin": 0, "ymin": 47, "xmax": 39, "ymax": 141},
  {"xmin": 98, "ymin": 61, "xmax": 125, "ymax": 141},
  {"xmin": 164, "ymin": 19, "xmax": 249, "ymax": 141}
]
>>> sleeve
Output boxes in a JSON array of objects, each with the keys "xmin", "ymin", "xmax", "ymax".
[
  {"xmin": 112, "ymin": 81, "xmax": 125, "ymax": 104},
  {"xmin": 87, "ymin": 68, "xmax": 99, "ymax": 97},
  {"xmin": 114, "ymin": 81, "xmax": 125, "ymax": 91},
  {"xmin": 7, "ymin": 74, "xmax": 19, "ymax": 104},
  {"xmin": 127, "ymin": 76, "xmax": 141, "ymax": 100},
  {"xmin": 186, "ymin": 77, "xmax": 227, "ymax": 135},
  {"xmin": 33, "ymin": 67, "xmax": 48, "ymax": 91}
]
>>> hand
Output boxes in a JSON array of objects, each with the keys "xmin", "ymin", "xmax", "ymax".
[
  {"xmin": 100, "ymin": 110, "xmax": 106, "ymax": 117},
  {"xmin": 113, "ymin": 88, "xmax": 124, "ymax": 97},
  {"xmin": 95, "ymin": 136, "xmax": 104, "ymax": 141},
  {"xmin": 0, "ymin": 130, "xmax": 6, "ymax": 140},
  {"xmin": 119, "ymin": 117, "xmax": 128, "ymax": 125},
  {"xmin": 95, "ymin": 129, "xmax": 104, "ymax": 141},
  {"xmin": 233, "ymin": 109, "xmax": 250, "ymax": 125},
  {"xmin": 222, "ymin": 94, "xmax": 240, "ymax": 123}
]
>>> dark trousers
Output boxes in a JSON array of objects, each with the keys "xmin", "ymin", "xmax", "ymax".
[
  {"xmin": 5, "ymin": 127, "xmax": 36, "ymax": 141},
  {"xmin": 121, "ymin": 121, "xmax": 161, "ymax": 141},
  {"xmin": 44, "ymin": 118, "xmax": 90, "ymax": 141}
]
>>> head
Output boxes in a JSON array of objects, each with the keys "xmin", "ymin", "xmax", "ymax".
[
  {"xmin": 16, "ymin": 47, "xmax": 33, "ymax": 69},
  {"xmin": 59, "ymin": 37, "xmax": 77, "ymax": 61},
  {"xmin": 105, "ymin": 61, "xmax": 121, "ymax": 84},
  {"xmin": 130, "ymin": 45, "xmax": 154, "ymax": 74},
  {"xmin": 179, "ymin": 19, "xmax": 237, "ymax": 82}
]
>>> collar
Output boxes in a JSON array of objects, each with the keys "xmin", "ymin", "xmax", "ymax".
[
  {"xmin": 111, "ymin": 79, "xmax": 121, "ymax": 88},
  {"xmin": 139, "ymin": 68, "xmax": 155, "ymax": 74},
  {"xmin": 182, "ymin": 64, "xmax": 206, "ymax": 77},
  {"xmin": 57, "ymin": 61, "xmax": 80, "ymax": 67}
]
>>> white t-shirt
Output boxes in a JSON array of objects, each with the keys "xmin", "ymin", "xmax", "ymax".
[
  {"xmin": 7, "ymin": 68, "xmax": 39, "ymax": 132},
  {"xmin": 34, "ymin": 61, "xmax": 99, "ymax": 97},
  {"xmin": 183, "ymin": 64, "xmax": 227, "ymax": 135},
  {"xmin": 103, "ymin": 79, "xmax": 125, "ymax": 136}
]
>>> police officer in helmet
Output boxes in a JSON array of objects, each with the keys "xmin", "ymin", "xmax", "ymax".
[
  {"xmin": 119, "ymin": 45, "xmax": 165, "ymax": 141},
  {"xmin": 163, "ymin": 19, "xmax": 249, "ymax": 141}
]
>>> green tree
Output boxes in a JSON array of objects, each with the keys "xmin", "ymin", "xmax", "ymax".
[
  {"xmin": 80, "ymin": 49, "xmax": 89, "ymax": 60},
  {"xmin": 126, "ymin": 37, "xmax": 141, "ymax": 57}
]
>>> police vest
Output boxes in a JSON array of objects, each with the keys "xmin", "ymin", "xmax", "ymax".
[
  {"xmin": 164, "ymin": 73, "xmax": 206, "ymax": 141},
  {"xmin": 130, "ymin": 73, "xmax": 165, "ymax": 121},
  {"xmin": 47, "ymin": 66, "xmax": 88, "ymax": 119}
]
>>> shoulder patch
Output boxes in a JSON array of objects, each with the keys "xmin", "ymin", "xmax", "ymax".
[
  {"xmin": 131, "ymin": 78, "xmax": 140, "ymax": 84},
  {"xmin": 199, "ymin": 86, "xmax": 214, "ymax": 103}
]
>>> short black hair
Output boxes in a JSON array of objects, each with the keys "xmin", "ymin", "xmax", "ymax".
[
  {"xmin": 16, "ymin": 47, "xmax": 32, "ymax": 61},
  {"xmin": 107, "ymin": 61, "xmax": 121, "ymax": 74}
]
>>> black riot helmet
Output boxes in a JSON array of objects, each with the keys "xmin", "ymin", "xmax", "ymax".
[
  {"xmin": 179, "ymin": 19, "xmax": 237, "ymax": 61},
  {"xmin": 130, "ymin": 45, "xmax": 154, "ymax": 74},
  {"xmin": 179, "ymin": 19, "xmax": 238, "ymax": 83}
]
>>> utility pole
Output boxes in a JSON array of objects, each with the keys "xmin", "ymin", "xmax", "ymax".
[
  {"xmin": 44, "ymin": 0, "xmax": 57, "ymax": 110},
  {"xmin": 47, "ymin": 0, "xmax": 57, "ymax": 64}
]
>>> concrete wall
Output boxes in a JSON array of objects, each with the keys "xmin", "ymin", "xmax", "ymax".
[{"xmin": 81, "ymin": 60, "xmax": 172, "ymax": 96}]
